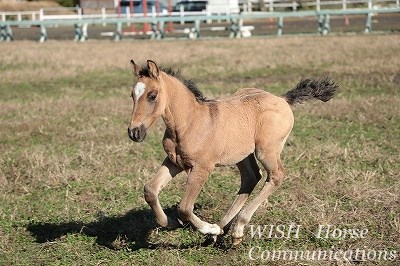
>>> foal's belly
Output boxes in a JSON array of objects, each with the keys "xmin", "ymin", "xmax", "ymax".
[
  {"xmin": 216, "ymin": 153, "xmax": 253, "ymax": 166},
  {"xmin": 215, "ymin": 141, "xmax": 255, "ymax": 166}
]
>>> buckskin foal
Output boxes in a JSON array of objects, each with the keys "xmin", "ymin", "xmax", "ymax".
[{"xmin": 127, "ymin": 60, "xmax": 338, "ymax": 246}]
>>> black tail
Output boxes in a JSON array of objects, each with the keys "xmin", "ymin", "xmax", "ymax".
[{"xmin": 283, "ymin": 78, "xmax": 339, "ymax": 106}]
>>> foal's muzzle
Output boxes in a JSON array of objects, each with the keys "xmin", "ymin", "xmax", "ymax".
[{"xmin": 128, "ymin": 124, "xmax": 147, "ymax": 142}]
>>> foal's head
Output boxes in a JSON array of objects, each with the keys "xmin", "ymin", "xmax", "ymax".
[{"xmin": 128, "ymin": 60, "xmax": 167, "ymax": 142}]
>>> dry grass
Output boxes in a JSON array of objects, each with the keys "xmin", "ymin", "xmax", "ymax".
[
  {"xmin": 1, "ymin": 35, "xmax": 399, "ymax": 85},
  {"xmin": 0, "ymin": 34, "xmax": 399, "ymax": 265}
]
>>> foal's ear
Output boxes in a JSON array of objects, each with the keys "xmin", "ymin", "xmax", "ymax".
[
  {"xmin": 147, "ymin": 60, "xmax": 159, "ymax": 79},
  {"xmin": 130, "ymin": 59, "xmax": 141, "ymax": 77}
]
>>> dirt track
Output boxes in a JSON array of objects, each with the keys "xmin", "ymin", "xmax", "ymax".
[{"xmin": 9, "ymin": 13, "xmax": 400, "ymax": 41}]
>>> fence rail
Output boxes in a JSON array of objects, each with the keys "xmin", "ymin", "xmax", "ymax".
[
  {"xmin": 1, "ymin": 0, "xmax": 399, "ymax": 22},
  {"xmin": 241, "ymin": 0, "xmax": 399, "ymax": 11}
]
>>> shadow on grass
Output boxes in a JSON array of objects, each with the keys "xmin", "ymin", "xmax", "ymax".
[{"xmin": 26, "ymin": 206, "xmax": 196, "ymax": 251}]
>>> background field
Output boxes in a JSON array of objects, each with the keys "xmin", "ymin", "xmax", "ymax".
[{"xmin": 0, "ymin": 35, "xmax": 399, "ymax": 265}]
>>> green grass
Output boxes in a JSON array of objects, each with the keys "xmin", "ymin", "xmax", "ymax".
[{"xmin": 1, "ymin": 35, "xmax": 399, "ymax": 265}]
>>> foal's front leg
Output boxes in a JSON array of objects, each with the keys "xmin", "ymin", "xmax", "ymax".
[
  {"xmin": 178, "ymin": 166, "xmax": 223, "ymax": 235},
  {"xmin": 144, "ymin": 158, "xmax": 183, "ymax": 228}
]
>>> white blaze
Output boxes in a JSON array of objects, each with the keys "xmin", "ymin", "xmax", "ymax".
[{"xmin": 134, "ymin": 82, "xmax": 146, "ymax": 101}]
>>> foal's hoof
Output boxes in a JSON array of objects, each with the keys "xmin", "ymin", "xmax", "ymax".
[
  {"xmin": 202, "ymin": 234, "xmax": 217, "ymax": 247},
  {"xmin": 167, "ymin": 216, "xmax": 185, "ymax": 229},
  {"xmin": 214, "ymin": 236, "xmax": 228, "ymax": 249},
  {"xmin": 232, "ymin": 236, "xmax": 244, "ymax": 246},
  {"xmin": 203, "ymin": 234, "xmax": 227, "ymax": 249}
]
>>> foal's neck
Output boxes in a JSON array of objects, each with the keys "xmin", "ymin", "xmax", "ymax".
[{"xmin": 161, "ymin": 74, "xmax": 203, "ymax": 136}]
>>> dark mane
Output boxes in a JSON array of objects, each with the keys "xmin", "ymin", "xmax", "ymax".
[{"xmin": 139, "ymin": 65, "xmax": 213, "ymax": 102}]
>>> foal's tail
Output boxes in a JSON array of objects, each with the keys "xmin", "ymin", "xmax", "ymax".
[{"xmin": 283, "ymin": 78, "xmax": 339, "ymax": 106}]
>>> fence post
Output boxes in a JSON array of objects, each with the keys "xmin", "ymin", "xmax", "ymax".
[
  {"xmin": 317, "ymin": 14, "xmax": 323, "ymax": 34},
  {"xmin": 0, "ymin": 25, "xmax": 5, "ymax": 41},
  {"xmin": 0, "ymin": 25, "xmax": 12, "ymax": 41},
  {"xmin": 102, "ymin": 7, "xmax": 106, "ymax": 26},
  {"xmin": 150, "ymin": 6, "xmax": 158, "ymax": 39},
  {"xmin": 367, "ymin": 0, "xmax": 373, "ymax": 34},
  {"xmin": 39, "ymin": 24, "xmax": 47, "ymax": 42},
  {"xmin": 180, "ymin": 5, "xmax": 184, "ymax": 25},
  {"xmin": 343, "ymin": 0, "xmax": 349, "ymax": 25},
  {"xmin": 39, "ymin": 8, "xmax": 43, "ymax": 21},
  {"xmin": 126, "ymin": 6, "xmax": 131, "ymax": 27},
  {"xmin": 365, "ymin": 13, "xmax": 372, "ymax": 33},
  {"xmin": 229, "ymin": 18, "xmax": 237, "ymax": 38},
  {"xmin": 269, "ymin": 0, "xmax": 274, "ymax": 12},
  {"xmin": 239, "ymin": 18, "xmax": 243, "ymax": 37},
  {"xmin": 277, "ymin": 16, "xmax": 283, "ymax": 36},
  {"xmin": 115, "ymin": 22, "xmax": 122, "ymax": 41},
  {"xmin": 38, "ymin": 8, "xmax": 46, "ymax": 42},
  {"xmin": 77, "ymin": 6, "xmax": 82, "ymax": 18},
  {"xmin": 151, "ymin": 21, "xmax": 157, "ymax": 39},
  {"xmin": 194, "ymin": 19, "xmax": 200, "ymax": 38},
  {"xmin": 158, "ymin": 20, "xmax": 165, "ymax": 39},
  {"xmin": 77, "ymin": 4, "xmax": 82, "ymax": 33},
  {"xmin": 74, "ymin": 24, "xmax": 81, "ymax": 41},
  {"xmin": 81, "ymin": 23, "xmax": 88, "ymax": 41},
  {"xmin": 6, "ymin": 25, "xmax": 13, "ymax": 41},
  {"xmin": 323, "ymin": 14, "xmax": 330, "ymax": 35},
  {"xmin": 231, "ymin": 18, "xmax": 243, "ymax": 38},
  {"xmin": 316, "ymin": 0, "xmax": 320, "ymax": 11},
  {"xmin": 206, "ymin": 6, "xmax": 212, "ymax": 24}
]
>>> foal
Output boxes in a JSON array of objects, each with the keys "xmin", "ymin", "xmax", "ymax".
[{"xmin": 127, "ymin": 60, "xmax": 338, "ymax": 245}]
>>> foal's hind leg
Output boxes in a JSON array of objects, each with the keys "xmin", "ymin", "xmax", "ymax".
[
  {"xmin": 206, "ymin": 154, "xmax": 261, "ymax": 245},
  {"xmin": 144, "ymin": 157, "xmax": 183, "ymax": 228},
  {"xmin": 232, "ymin": 149, "xmax": 285, "ymax": 245}
]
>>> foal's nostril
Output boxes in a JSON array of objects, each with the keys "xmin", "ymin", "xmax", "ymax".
[
  {"xmin": 128, "ymin": 128, "xmax": 133, "ymax": 139},
  {"xmin": 128, "ymin": 127, "xmax": 137, "ymax": 141},
  {"xmin": 134, "ymin": 128, "xmax": 141, "ymax": 140}
]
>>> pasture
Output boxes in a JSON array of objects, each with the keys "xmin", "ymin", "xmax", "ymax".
[{"xmin": 0, "ymin": 35, "xmax": 399, "ymax": 265}]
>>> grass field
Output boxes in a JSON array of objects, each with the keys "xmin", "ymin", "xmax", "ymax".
[{"xmin": 0, "ymin": 35, "xmax": 399, "ymax": 265}]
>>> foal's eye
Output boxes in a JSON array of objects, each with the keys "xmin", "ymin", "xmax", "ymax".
[{"xmin": 147, "ymin": 92, "xmax": 158, "ymax": 103}]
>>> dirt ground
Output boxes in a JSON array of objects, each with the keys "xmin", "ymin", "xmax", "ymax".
[{"xmin": 8, "ymin": 13, "xmax": 400, "ymax": 41}]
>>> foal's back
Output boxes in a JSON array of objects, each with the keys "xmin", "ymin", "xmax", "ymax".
[{"xmin": 216, "ymin": 88, "xmax": 293, "ymax": 130}]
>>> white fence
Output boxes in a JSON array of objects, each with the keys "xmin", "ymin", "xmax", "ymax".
[
  {"xmin": 1, "ymin": 0, "xmax": 399, "ymax": 42},
  {"xmin": 1, "ymin": 0, "xmax": 399, "ymax": 24},
  {"xmin": 1, "ymin": 11, "xmax": 40, "ymax": 22}
]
